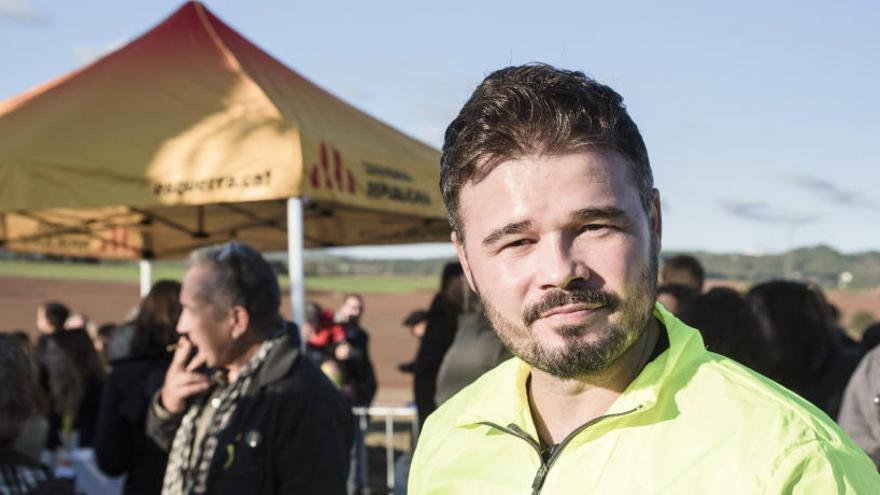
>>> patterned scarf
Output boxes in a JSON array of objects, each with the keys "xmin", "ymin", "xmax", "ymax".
[{"xmin": 161, "ymin": 337, "xmax": 279, "ymax": 495}]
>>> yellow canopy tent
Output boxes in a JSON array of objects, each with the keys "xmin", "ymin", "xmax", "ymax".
[{"xmin": 0, "ymin": 1, "xmax": 449, "ymax": 323}]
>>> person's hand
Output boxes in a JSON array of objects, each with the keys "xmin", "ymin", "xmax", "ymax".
[
  {"xmin": 334, "ymin": 342, "xmax": 351, "ymax": 361},
  {"xmin": 159, "ymin": 337, "xmax": 211, "ymax": 414}
]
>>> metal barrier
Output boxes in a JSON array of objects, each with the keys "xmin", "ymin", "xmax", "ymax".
[{"xmin": 351, "ymin": 406, "xmax": 419, "ymax": 494}]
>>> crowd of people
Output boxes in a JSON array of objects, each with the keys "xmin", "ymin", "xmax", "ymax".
[
  {"xmin": 658, "ymin": 255, "xmax": 872, "ymax": 422},
  {"xmin": 2, "ymin": 247, "xmax": 880, "ymax": 494},
  {"xmin": 2, "ymin": 61, "xmax": 880, "ymax": 494},
  {"xmin": 1, "ymin": 245, "xmax": 356, "ymax": 494}
]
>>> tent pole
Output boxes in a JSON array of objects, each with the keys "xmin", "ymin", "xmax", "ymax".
[
  {"xmin": 286, "ymin": 197, "xmax": 306, "ymax": 340},
  {"xmin": 139, "ymin": 259, "xmax": 152, "ymax": 297}
]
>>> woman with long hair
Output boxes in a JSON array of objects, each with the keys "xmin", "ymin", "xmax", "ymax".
[
  {"xmin": 679, "ymin": 287, "xmax": 772, "ymax": 374},
  {"xmin": 42, "ymin": 328, "xmax": 105, "ymax": 450},
  {"xmin": 746, "ymin": 280, "xmax": 861, "ymax": 419},
  {"xmin": 129, "ymin": 280, "xmax": 181, "ymax": 357},
  {"xmin": 95, "ymin": 280, "xmax": 181, "ymax": 495}
]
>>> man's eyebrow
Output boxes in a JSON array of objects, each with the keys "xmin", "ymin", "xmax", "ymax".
[
  {"xmin": 571, "ymin": 207, "xmax": 629, "ymax": 222},
  {"xmin": 481, "ymin": 220, "xmax": 532, "ymax": 247}
]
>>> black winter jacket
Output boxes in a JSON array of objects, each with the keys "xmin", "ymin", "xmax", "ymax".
[
  {"xmin": 146, "ymin": 332, "xmax": 353, "ymax": 494},
  {"xmin": 95, "ymin": 353, "xmax": 171, "ymax": 495},
  {"xmin": 413, "ymin": 295, "xmax": 462, "ymax": 428}
]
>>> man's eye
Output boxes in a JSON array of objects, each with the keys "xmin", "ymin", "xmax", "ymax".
[
  {"xmin": 580, "ymin": 224, "xmax": 610, "ymax": 233},
  {"xmin": 501, "ymin": 239, "xmax": 531, "ymax": 251}
]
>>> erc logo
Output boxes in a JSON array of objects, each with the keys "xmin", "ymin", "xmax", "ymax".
[
  {"xmin": 309, "ymin": 142, "xmax": 356, "ymax": 195},
  {"xmin": 99, "ymin": 227, "xmax": 133, "ymax": 254}
]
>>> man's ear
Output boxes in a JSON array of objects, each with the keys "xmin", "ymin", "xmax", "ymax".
[
  {"xmin": 229, "ymin": 305, "xmax": 251, "ymax": 340},
  {"xmin": 451, "ymin": 231, "xmax": 476, "ymax": 293},
  {"xmin": 650, "ymin": 188, "xmax": 662, "ymax": 255}
]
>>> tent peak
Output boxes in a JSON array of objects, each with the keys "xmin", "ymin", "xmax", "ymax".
[{"xmin": 171, "ymin": 1, "xmax": 206, "ymax": 14}]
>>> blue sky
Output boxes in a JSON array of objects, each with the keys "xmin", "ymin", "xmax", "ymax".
[{"xmin": 1, "ymin": 0, "xmax": 877, "ymax": 258}]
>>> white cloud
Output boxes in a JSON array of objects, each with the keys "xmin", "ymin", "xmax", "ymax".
[
  {"xmin": 718, "ymin": 199, "xmax": 818, "ymax": 225},
  {"xmin": 784, "ymin": 172, "xmax": 880, "ymax": 210},
  {"xmin": 0, "ymin": 0, "xmax": 46, "ymax": 23}
]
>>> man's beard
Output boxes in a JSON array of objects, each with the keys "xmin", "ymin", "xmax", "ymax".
[{"xmin": 478, "ymin": 244, "xmax": 658, "ymax": 379}]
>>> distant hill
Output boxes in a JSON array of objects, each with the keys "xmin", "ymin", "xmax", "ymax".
[
  {"xmin": 296, "ymin": 244, "xmax": 880, "ymax": 289},
  {"xmin": 665, "ymin": 245, "xmax": 880, "ymax": 289},
  {"xmin": 300, "ymin": 251, "xmax": 456, "ymax": 279}
]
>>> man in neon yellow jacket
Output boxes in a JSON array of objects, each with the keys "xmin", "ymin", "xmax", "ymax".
[{"xmin": 409, "ymin": 63, "xmax": 880, "ymax": 494}]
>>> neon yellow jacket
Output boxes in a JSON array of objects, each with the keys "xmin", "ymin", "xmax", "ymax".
[{"xmin": 409, "ymin": 305, "xmax": 880, "ymax": 494}]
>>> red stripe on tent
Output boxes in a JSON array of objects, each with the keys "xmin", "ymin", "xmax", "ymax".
[
  {"xmin": 321, "ymin": 143, "xmax": 332, "ymax": 189},
  {"xmin": 333, "ymin": 148, "xmax": 343, "ymax": 190},
  {"xmin": 310, "ymin": 164, "xmax": 320, "ymax": 188}
]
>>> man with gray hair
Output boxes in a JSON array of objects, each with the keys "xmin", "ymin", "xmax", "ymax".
[{"xmin": 147, "ymin": 242, "xmax": 352, "ymax": 494}]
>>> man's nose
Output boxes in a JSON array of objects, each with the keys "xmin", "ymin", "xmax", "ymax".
[
  {"xmin": 537, "ymin": 236, "xmax": 590, "ymax": 290},
  {"xmin": 176, "ymin": 316, "xmax": 189, "ymax": 335}
]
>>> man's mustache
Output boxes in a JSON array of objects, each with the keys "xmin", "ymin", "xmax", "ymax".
[{"xmin": 523, "ymin": 288, "xmax": 618, "ymax": 326}]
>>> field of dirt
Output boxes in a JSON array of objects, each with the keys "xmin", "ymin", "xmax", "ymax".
[{"xmin": 2, "ymin": 276, "xmax": 878, "ymax": 405}]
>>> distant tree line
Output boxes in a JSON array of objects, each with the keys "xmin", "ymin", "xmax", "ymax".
[
  {"xmin": 671, "ymin": 245, "xmax": 880, "ymax": 289},
  {"xmin": 292, "ymin": 245, "xmax": 880, "ymax": 289}
]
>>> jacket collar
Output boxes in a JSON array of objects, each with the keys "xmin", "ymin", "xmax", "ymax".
[
  {"xmin": 455, "ymin": 303, "xmax": 707, "ymax": 430},
  {"xmin": 255, "ymin": 330, "xmax": 301, "ymax": 387}
]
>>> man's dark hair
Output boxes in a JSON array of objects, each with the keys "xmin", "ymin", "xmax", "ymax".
[
  {"xmin": 441, "ymin": 63, "xmax": 653, "ymax": 240},
  {"xmin": 43, "ymin": 301, "xmax": 70, "ymax": 332},
  {"xmin": 662, "ymin": 254, "xmax": 705, "ymax": 290},
  {"xmin": 189, "ymin": 242, "xmax": 281, "ymax": 334}
]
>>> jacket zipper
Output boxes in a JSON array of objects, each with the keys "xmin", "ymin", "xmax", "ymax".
[{"xmin": 480, "ymin": 406, "xmax": 641, "ymax": 495}]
